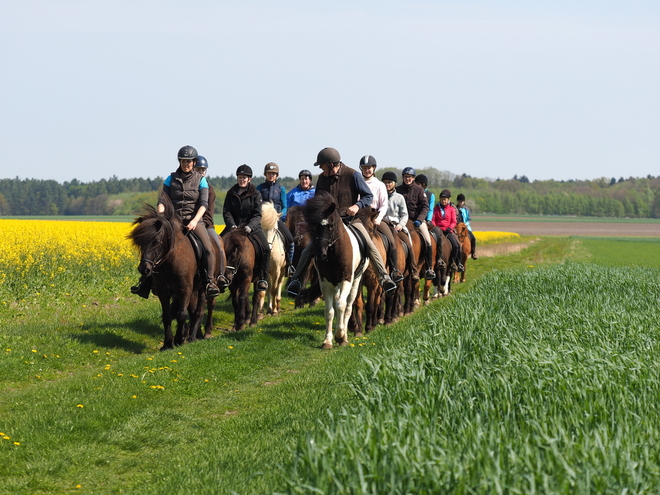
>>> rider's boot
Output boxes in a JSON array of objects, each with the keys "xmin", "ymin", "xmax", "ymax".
[
  {"xmin": 286, "ymin": 242, "xmax": 296, "ymax": 277},
  {"xmin": 130, "ymin": 275, "xmax": 152, "ymax": 299},
  {"xmin": 424, "ymin": 244, "xmax": 435, "ymax": 280}
]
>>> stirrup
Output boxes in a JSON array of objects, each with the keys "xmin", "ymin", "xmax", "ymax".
[
  {"xmin": 287, "ymin": 265, "xmax": 296, "ymax": 278},
  {"xmin": 206, "ymin": 283, "xmax": 221, "ymax": 298},
  {"xmin": 217, "ymin": 274, "xmax": 230, "ymax": 288},
  {"xmin": 458, "ymin": 264, "xmax": 465, "ymax": 272},
  {"xmin": 424, "ymin": 269, "xmax": 436, "ymax": 280},
  {"xmin": 287, "ymin": 278, "xmax": 301, "ymax": 296},
  {"xmin": 450, "ymin": 263, "xmax": 458, "ymax": 271},
  {"xmin": 390, "ymin": 269, "xmax": 404, "ymax": 283},
  {"xmin": 381, "ymin": 277, "xmax": 397, "ymax": 293},
  {"xmin": 255, "ymin": 279, "xmax": 268, "ymax": 292}
]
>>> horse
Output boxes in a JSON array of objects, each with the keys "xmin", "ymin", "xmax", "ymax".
[
  {"xmin": 404, "ymin": 220, "xmax": 438, "ymax": 311},
  {"xmin": 285, "ymin": 205, "xmax": 318, "ymax": 309},
  {"xmin": 434, "ymin": 229, "xmax": 454, "ymax": 296},
  {"xmin": 453, "ymin": 222, "xmax": 472, "ymax": 284},
  {"xmin": 222, "ymin": 227, "xmax": 260, "ymax": 332},
  {"xmin": 259, "ymin": 202, "xmax": 287, "ymax": 316},
  {"xmin": 350, "ymin": 208, "xmax": 385, "ymax": 335},
  {"xmin": 128, "ymin": 196, "xmax": 206, "ymax": 350},
  {"xmin": 303, "ymin": 191, "xmax": 368, "ymax": 349}
]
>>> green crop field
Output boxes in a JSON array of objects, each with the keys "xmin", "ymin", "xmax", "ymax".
[{"xmin": 1, "ymin": 221, "xmax": 659, "ymax": 493}]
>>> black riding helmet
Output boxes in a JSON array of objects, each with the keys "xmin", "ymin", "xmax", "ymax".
[
  {"xmin": 178, "ymin": 145, "xmax": 198, "ymax": 161},
  {"xmin": 381, "ymin": 171, "xmax": 397, "ymax": 183},
  {"xmin": 415, "ymin": 174, "xmax": 428, "ymax": 186},
  {"xmin": 457, "ymin": 193, "xmax": 466, "ymax": 202},
  {"xmin": 196, "ymin": 156, "xmax": 209, "ymax": 169},
  {"xmin": 236, "ymin": 164, "xmax": 253, "ymax": 178},
  {"xmin": 299, "ymin": 169, "xmax": 312, "ymax": 178}
]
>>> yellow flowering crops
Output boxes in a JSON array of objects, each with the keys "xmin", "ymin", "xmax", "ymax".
[
  {"xmin": 474, "ymin": 231, "xmax": 520, "ymax": 243},
  {"xmin": 0, "ymin": 220, "xmax": 137, "ymax": 299}
]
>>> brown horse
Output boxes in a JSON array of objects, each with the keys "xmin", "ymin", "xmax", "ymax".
[
  {"xmin": 453, "ymin": 222, "xmax": 472, "ymax": 283},
  {"xmin": 222, "ymin": 228, "xmax": 261, "ymax": 331},
  {"xmin": 286, "ymin": 205, "xmax": 318, "ymax": 309},
  {"xmin": 304, "ymin": 191, "xmax": 367, "ymax": 349},
  {"xmin": 404, "ymin": 220, "xmax": 438, "ymax": 311},
  {"xmin": 434, "ymin": 229, "xmax": 454, "ymax": 296},
  {"xmin": 128, "ymin": 196, "xmax": 206, "ymax": 350}
]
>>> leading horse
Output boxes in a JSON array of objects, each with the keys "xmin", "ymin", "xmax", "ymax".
[
  {"xmin": 304, "ymin": 191, "xmax": 368, "ymax": 349},
  {"xmin": 128, "ymin": 196, "xmax": 206, "ymax": 350}
]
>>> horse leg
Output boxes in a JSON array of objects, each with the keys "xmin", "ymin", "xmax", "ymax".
[
  {"xmin": 321, "ymin": 281, "xmax": 336, "ymax": 349},
  {"xmin": 188, "ymin": 290, "xmax": 206, "ymax": 342},
  {"xmin": 251, "ymin": 287, "xmax": 264, "ymax": 326},
  {"xmin": 204, "ymin": 295, "xmax": 215, "ymax": 339},
  {"xmin": 172, "ymin": 297, "xmax": 189, "ymax": 347},
  {"xmin": 159, "ymin": 294, "xmax": 174, "ymax": 351}
]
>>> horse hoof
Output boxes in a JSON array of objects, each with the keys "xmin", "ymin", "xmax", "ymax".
[
  {"xmin": 354, "ymin": 332, "xmax": 363, "ymax": 338},
  {"xmin": 338, "ymin": 340, "xmax": 349, "ymax": 347},
  {"xmin": 321, "ymin": 343, "xmax": 333, "ymax": 350}
]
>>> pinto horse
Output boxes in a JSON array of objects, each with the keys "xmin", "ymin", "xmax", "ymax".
[
  {"xmin": 453, "ymin": 222, "xmax": 472, "ymax": 283},
  {"xmin": 304, "ymin": 191, "xmax": 368, "ymax": 349},
  {"xmin": 128, "ymin": 196, "xmax": 206, "ymax": 350}
]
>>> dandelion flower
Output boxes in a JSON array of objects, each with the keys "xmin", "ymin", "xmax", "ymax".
[
  {"xmin": 76, "ymin": 404, "xmax": 84, "ymax": 408},
  {"xmin": 13, "ymin": 442, "xmax": 20, "ymax": 446}
]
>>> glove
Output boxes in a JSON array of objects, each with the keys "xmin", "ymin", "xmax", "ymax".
[
  {"xmin": 244, "ymin": 226, "xmax": 252, "ymax": 234},
  {"xmin": 413, "ymin": 220, "xmax": 421, "ymax": 228},
  {"xmin": 443, "ymin": 230, "xmax": 451, "ymax": 236}
]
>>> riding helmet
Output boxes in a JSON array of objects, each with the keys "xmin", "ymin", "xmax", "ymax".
[
  {"xmin": 457, "ymin": 193, "xmax": 466, "ymax": 202},
  {"xmin": 178, "ymin": 145, "xmax": 198, "ymax": 161},
  {"xmin": 359, "ymin": 155, "xmax": 377, "ymax": 168},
  {"xmin": 381, "ymin": 171, "xmax": 397, "ymax": 183},
  {"xmin": 401, "ymin": 167, "xmax": 416, "ymax": 177},
  {"xmin": 440, "ymin": 189, "xmax": 452, "ymax": 198},
  {"xmin": 196, "ymin": 156, "xmax": 209, "ymax": 169},
  {"xmin": 415, "ymin": 174, "xmax": 428, "ymax": 186},
  {"xmin": 299, "ymin": 169, "xmax": 312, "ymax": 178},
  {"xmin": 264, "ymin": 162, "xmax": 279, "ymax": 175},
  {"xmin": 236, "ymin": 164, "xmax": 253, "ymax": 178},
  {"xmin": 314, "ymin": 147, "xmax": 341, "ymax": 166}
]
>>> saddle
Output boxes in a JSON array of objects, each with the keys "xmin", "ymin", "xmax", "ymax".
[
  {"xmin": 343, "ymin": 219, "xmax": 369, "ymax": 259},
  {"xmin": 184, "ymin": 230, "xmax": 208, "ymax": 279}
]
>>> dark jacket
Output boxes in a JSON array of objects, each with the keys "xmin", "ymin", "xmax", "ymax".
[
  {"xmin": 256, "ymin": 181, "xmax": 286, "ymax": 215},
  {"xmin": 316, "ymin": 163, "xmax": 373, "ymax": 216},
  {"xmin": 202, "ymin": 185, "xmax": 216, "ymax": 229},
  {"xmin": 222, "ymin": 182, "xmax": 262, "ymax": 233},
  {"xmin": 396, "ymin": 182, "xmax": 429, "ymax": 223}
]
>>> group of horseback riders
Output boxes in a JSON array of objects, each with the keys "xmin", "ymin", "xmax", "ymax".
[{"xmin": 131, "ymin": 145, "xmax": 478, "ymax": 299}]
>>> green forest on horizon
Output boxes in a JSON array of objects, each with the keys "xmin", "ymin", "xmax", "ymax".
[{"xmin": 1, "ymin": 169, "xmax": 659, "ymax": 220}]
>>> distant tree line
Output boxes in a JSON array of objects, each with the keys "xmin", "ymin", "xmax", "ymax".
[{"xmin": 1, "ymin": 171, "xmax": 659, "ymax": 219}]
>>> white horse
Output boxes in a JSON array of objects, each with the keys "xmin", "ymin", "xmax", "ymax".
[
  {"xmin": 258, "ymin": 202, "xmax": 287, "ymax": 316},
  {"xmin": 303, "ymin": 191, "xmax": 368, "ymax": 349}
]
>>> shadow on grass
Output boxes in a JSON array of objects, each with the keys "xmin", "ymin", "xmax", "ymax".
[{"xmin": 69, "ymin": 331, "xmax": 149, "ymax": 354}]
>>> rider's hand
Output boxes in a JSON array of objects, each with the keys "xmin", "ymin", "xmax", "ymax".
[
  {"xmin": 187, "ymin": 219, "xmax": 197, "ymax": 231},
  {"xmin": 395, "ymin": 224, "xmax": 402, "ymax": 232},
  {"xmin": 346, "ymin": 204, "xmax": 359, "ymax": 217},
  {"xmin": 244, "ymin": 226, "xmax": 252, "ymax": 234}
]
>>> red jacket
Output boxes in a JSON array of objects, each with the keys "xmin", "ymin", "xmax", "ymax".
[{"xmin": 432, "ymin": 203, "xmax": 457, "ymax": 232}]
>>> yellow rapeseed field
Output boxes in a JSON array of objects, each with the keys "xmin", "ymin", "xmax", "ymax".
[
  {"xmin": 474, "ymin": 231, "xmax": 520, "ymax": 243},
  {"xmin": 0, "ymin": 220, "xmax": 137, "ymax": 297}
]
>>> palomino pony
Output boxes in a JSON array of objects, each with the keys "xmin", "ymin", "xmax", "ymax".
[
  {"xmin": 259, "ymin": 202, "xmax": 287, "ymax": 316},
  {"xmin": 453, "ymin": 222, "xmax": 472, "ymax": 283},
  {"xmin": 304, "ymin": 191, "xmax": 368, "ymax": 349},
  {"xmin": 128, "ymin": 196, "xmax": 206, "ymax": 350}
]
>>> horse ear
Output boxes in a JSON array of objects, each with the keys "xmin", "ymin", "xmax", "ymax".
[{"xmin": 325, "ymin": 203, "xmax": 336, "ymax": 216}]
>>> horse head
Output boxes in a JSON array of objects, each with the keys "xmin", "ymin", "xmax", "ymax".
[
  {"xmin": 128, "ymin": 198, "xmax": 178, "ymax": 277},
  {"xmin": 304, "ymin": 191, "xmax": 342, "ymax": 261}
]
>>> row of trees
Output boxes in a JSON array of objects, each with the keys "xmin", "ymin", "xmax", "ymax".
[{"xmin": 1, "ymin": 172, "xmax": 660, "ymax": 219}]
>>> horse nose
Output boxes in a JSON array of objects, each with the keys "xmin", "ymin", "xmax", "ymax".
[{"xmin": 139, "ymin": 261, "xmax": 152, "ymax": 277}]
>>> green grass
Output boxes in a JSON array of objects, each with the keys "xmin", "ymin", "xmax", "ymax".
[
  {"xmin": 474, "ymin": 215, "xmax": 660, "ymax": 224},
  {"xmin": 1, "ymin": 236, "xmax": 659, "ymax": 493}
]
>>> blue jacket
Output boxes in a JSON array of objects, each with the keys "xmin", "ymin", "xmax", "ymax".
[
  {"xmin": 256, "ymin": 181, "xmax": 287, "ymax": 217},
  {"xmin": 284, "ymin": 185, "xmax": 316, "ymax": 220}
]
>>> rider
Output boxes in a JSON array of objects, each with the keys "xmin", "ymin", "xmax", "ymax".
[
  {"xmin": 285, "ymin": 169, "xmax": 316, "ymax": 212},
  {"xmin": 456, "ymin": 193, "xmax": 478, "ymax": 260},
  {"xmin": 286, "ymin": 147, "xmax": 397, "ymax": 296},
  {"xmin": 130, "ymin": 145, "xmax": 221, "ymax": 299},
  {"xmin": 359, "ymin": 155, "xmax": 403, "ymax": 283},
  {"xmin": 256, "ymin": 162, "xmax": 296, "ymax": 277},
  {"xmin": 222, "ymin": 164, "xmax": 270, "ymax": 292},
  {"xmin": 432, "ymin": 189, "xmax": 464, "ymax": 272},
  {"xmin": 414, "ymin": 174, "xmax": 436, "ymax": 225},
  {"xmin": 396, "ymin": 167, "xmax": 436, "ymax": 280},
  {"xmin": 382, "ymin": 171, "xmax": 419, "ymax": 281},
  {"xmin": 194, "ymin": 156, "xmax": 230, "ymax": 289}
]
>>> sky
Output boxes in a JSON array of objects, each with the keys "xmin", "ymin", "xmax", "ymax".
[{"xmin": 1, "ymin": 0, "xmax": 658, "ymax": 183}]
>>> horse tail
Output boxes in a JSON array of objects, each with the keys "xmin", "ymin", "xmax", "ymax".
[{"xmin": 261, "ymin": 201, "xmax": 280, "ymax": 231}]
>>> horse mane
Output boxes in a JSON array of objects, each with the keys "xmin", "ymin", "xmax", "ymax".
[
  {"xmin": 261, "ymin": 201, "xmax": 280, "ymax": 231},
  {"xmin": 303, "ymin": 190, "xmax": 338, "ymax": 227},
  {"xmin": 127, "ymin": 195, "xmax": 180, "ymax": 257},
  {"xmin": 357, "ymin": 207, "xmax": 378, "ymax": 235},
  {"xmin": 222, "ymin": 227, "xmax": 249, "ymax": 260}
]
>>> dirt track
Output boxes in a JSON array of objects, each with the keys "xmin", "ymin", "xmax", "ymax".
[{"xmin": 470, "ymin": 220, "xmax": 660, "ymax": 237}]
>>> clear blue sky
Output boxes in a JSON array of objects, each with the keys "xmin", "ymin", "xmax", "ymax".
[{"xmin": 1, "ymin": 1, "xmax": 658, "ymax": 183}]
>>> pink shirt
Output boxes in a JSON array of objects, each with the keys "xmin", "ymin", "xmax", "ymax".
[{"xmin": 432, "ymin": 203, "xmax": 457, "ymax": 231}]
